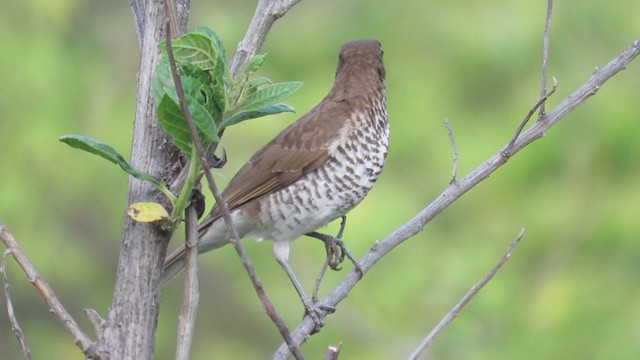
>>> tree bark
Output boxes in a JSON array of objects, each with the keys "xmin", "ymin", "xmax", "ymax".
[{"xmin": 99, "ymin": 1, "xmax": 189, "ymax": 358}]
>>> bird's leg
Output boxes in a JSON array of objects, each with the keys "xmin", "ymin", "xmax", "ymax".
[
  {"xmin": 272, "ymin": 242, "xmax": 333, "ymax": 332},
  {"xmin": 275, "ymin": 257, "xmax": 334, "ymax": 332},
  {"xmin": 312, "ymin": 256, "xmax": 330, "ymax": 302},
  {"xmin": 306, "ymin": 216, "xmax": 364, "ymax": 278}
]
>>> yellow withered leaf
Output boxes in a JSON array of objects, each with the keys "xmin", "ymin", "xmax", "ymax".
[{"xmin": 128, "ymin": 202, "xmax": 170, "ymax": 222}]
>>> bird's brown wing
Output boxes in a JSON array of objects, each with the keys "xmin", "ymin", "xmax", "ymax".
[{"xmin": 198, "ymin": 99, "xmax": 350, "ymax": 235}]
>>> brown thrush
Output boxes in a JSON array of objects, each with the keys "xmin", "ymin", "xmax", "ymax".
[{"xmin": 161, "ymin": 39, "xmax": 389, "ymax": 325}]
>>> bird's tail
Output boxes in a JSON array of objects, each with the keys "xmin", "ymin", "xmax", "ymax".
[{"xmin": 159, "ymin": 244, "xmax": 187, "ymax": 287}]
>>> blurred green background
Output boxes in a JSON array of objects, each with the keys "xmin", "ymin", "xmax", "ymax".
[{"xmin": 2, "ymin": 0, "xmax": 639, "ymax": 359}]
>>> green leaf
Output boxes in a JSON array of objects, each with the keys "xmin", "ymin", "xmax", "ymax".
[
  {"xmin": 211, "ymin": 57, "xmax": 226, "ymax": 114},
  {"xmin": 180, "ymin": 76, "xmax": 220, "ymax": 143},
  {"xmin": 237, "ymin": 81, "xmax": 303, "ymax": 112},
  {"xmin": 188, "ymin": 98, "xmax": 219, "ymax": 143},
  {"xmin": 195, "ymin": 26, "xmax": 227, "ymax": 67},
  {"xmin": 156, "ymin": 86, "xmax": 220, "ymax": 157},
  {"xmin": 159, "ymin": 33, "xmax": 217, "ymax": 70},
  {"xmin": 222, "ymin": 103, "xmax": 295, "ymax": 129},
  {"xmin": 249, "ymin": 53, "xmax": 267, "ymax": 72},
  {"xmin": 248, "ymin": 76, "xmax": 273, "ymax": 89},
  {"xmin": 157, "ymin": 95, "xmax": 194, "ymax": 154},
  {"xmin": 181, "ymin": 63, "xmax": 212, "ymax": 86},
  {"xmin": 244, "ymin": 77, "xmax": 273, "ymax": 97},
  {"xmin": 59, "ymin": 135, "xmax": 165, "ymax": 187}
]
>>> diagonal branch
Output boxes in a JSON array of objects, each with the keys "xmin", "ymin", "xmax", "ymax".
[
  {"xmin": 407, "ymin": 228, "xmax": 525, "ymax": 359},
  {"xmin": 229, "ymin": 0, "xmax": 304, "ymax": 76},
  {"xmin": 2, "ymin": 249, "xmax": 32, "ymax": 360},
  {"xmin": 273, "ymin": 36, "xmax": 640, "ymax": 359},
  {"xmin": 0, "ymin": 224, "xmax": 99, "ymax": 358}
]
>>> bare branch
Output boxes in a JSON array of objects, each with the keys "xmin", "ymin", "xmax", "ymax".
[
  {"xmin": 2, "ymin": 249, "xmax": 32, "ymax": 360},
  {"xmin": 83, "ymin": 308, "xmax": 105, "ymax": 341},
  {"xmin": 164, "ymin": 25, "xmax": 305, "ymax": 360},
  {"xmin": 539, "ymin": 0, "xmax": 554, "ymax": 116},
  {"xmin": 0, "ymin": 224, "xmax": 98, "ymax": 358},
  {"xmin": 175, "ymin": 205, "xmax": 200, "ymax": 360},
  {"xmin": 323, "ymin": 343, "xmax": 342, "ymax": 360},
  {"xmin": 407, "ymin": 228, "xmax": 525, "ymax": 360},
  {"xmin": 229, "ymin": 0, "xmax": 304, "ymax": 76},
  {"xmin": 129, "ymin": 0, "xmax": 145, "ymax": 48},
  {"xmin": 165, "ymin": 0, "xmax": 180, "ymax": 39},
  {"xmin": 273, "ymin": 37, "xmax": 640, "ymax": 359},
  {"xmin": 505, "ymin": 77, "xmax": 558, "ymax": 155},
  {"xmin": 443, "ymin": 118, "xmax": 458, "ymax": 184}
]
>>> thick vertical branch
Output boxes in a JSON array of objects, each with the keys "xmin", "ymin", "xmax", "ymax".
[
  {"xmin": 99, "ymin": 1, "xmax": 190, "ymax": 358},
  {"xmin": 175, "ymin": 205, "xmax": 199, "ymax": 360}
]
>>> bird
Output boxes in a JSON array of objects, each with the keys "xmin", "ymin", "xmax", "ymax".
[{"xmin": 161, "ymin": 39, "xmax": 389, "ymax": 325}]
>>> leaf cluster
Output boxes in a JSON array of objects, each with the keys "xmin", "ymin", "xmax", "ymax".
[
  {"xmin": 58, "ymin": 26, "xmax": 303, "ymax": 223},
  {"xmin": 153, "ymin": 26, "xmax": 302, "ymax": 156}
]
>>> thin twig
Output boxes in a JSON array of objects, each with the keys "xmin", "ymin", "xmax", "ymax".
[
  {"xmin": 539, "ymin": 0, "xmax": 554, "ymax": 116},
  {"xmin": 175, "ymin": 205, "xmax": 200, "ymax": 360},
  {"xmin": 165, "ymin": 0, "xmax": 180, "ymax": 39},
  {"xmin": 164, "ymin": 25, "xmax": 305, "ymax": 360},
  {"xmin": 407, "ymin": 228, "xmax": 525, "ymax": 360},
  {"xmin": 273, "ymin": 37, "xmax": 640, "ymax": 360},
  {"xmin": 2, "ymin": 249, "xmax": 32, "ymax": 360},
  {"xmin": 83, "ymin": 308, "xmax": 105, "ymax": 341},
  {"xmin": 0, "ymin": 224, "xmax": 97, "ymax": 357},
  {"xmin": 129, "ymin": 0, "xmax": 145, "ymax": 48},
  {"xmin": 505, "ymin": 77, "xmax": 558, "ymax": 156},
  {"xmin": 443, "ymin": 118, "xmax": 458, "ymax": 184}
]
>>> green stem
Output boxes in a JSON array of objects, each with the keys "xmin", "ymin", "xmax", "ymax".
[
  {"xmin": 154, "ymin": 180, "xmax": 178, "ymax": 205},
  {"xmin": 172, "ymin": 147, "xmax": 201, "ymax": 217}
]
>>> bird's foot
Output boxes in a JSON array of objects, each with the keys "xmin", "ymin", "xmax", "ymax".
[
  {"xmin": 305, "ymin": 216, "xmax": 364, "ymax": 279},
  {"xmin": 302, "ymin": 298, "xmax": 335, "ymax": 333},
  {"xmin": 326, "ymin": 237, "xmax": 364, "ymax": 278}
]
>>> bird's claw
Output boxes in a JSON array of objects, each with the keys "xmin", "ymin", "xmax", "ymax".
[
  {"xmin": 325, "ymin": 239, "xmax": 346, "ymax": 271},
  {"xmin": 303, "ymin": 299, "xmax": 335, "ymax": 334}
]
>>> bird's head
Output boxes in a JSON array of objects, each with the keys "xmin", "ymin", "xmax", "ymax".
[{"xmin": 331, "ymin": 39, "xmax": 386, "ymax": 101}]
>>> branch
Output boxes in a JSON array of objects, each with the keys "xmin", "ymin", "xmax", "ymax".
[
  {"xmin": 323, "ymin": 343, "xmax": 342, "ymax": 360},
  {"xmin": 0, "ymin": 224, "xmax": 98, "ymax": 358},
  {"xmin": 164, "ymin": 25, "xmax": 305, "ymax": 360},
  {"xmin": 539, "ymin": 0, "xmax": 554, "ymax": 116},
  {"xmin": 2, "ymin": 249, "xmax": 31, "ymax": 360},
  {"xmin": 273, "ymin": 37, "xmax": 640, "ymax": 359},
  {"xmin": 229, "ymin": 0, "xmax": 304, "ymax": 76},
  {"xmin": 175, "ymin": 205, "xmax": 200, "ymax": 360},
  {"xmin": 505, "ymin": 77, "xmax": 557, "ymax": 155},
  {"xmin": 443, "ymin": 118, "xmax": 458, "ymax": 184},
  {"xmin": 101, "ymin": 1, "xmax": 190, "ymax": 358},
  {"xmin": 407, "ymin": 228, "xmax": 525, "ymax": 360}
]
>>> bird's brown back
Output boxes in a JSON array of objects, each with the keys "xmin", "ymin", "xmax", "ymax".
[{"xmin": 198, "ymin": 39, "xmax": 386, "ymax": 237}]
